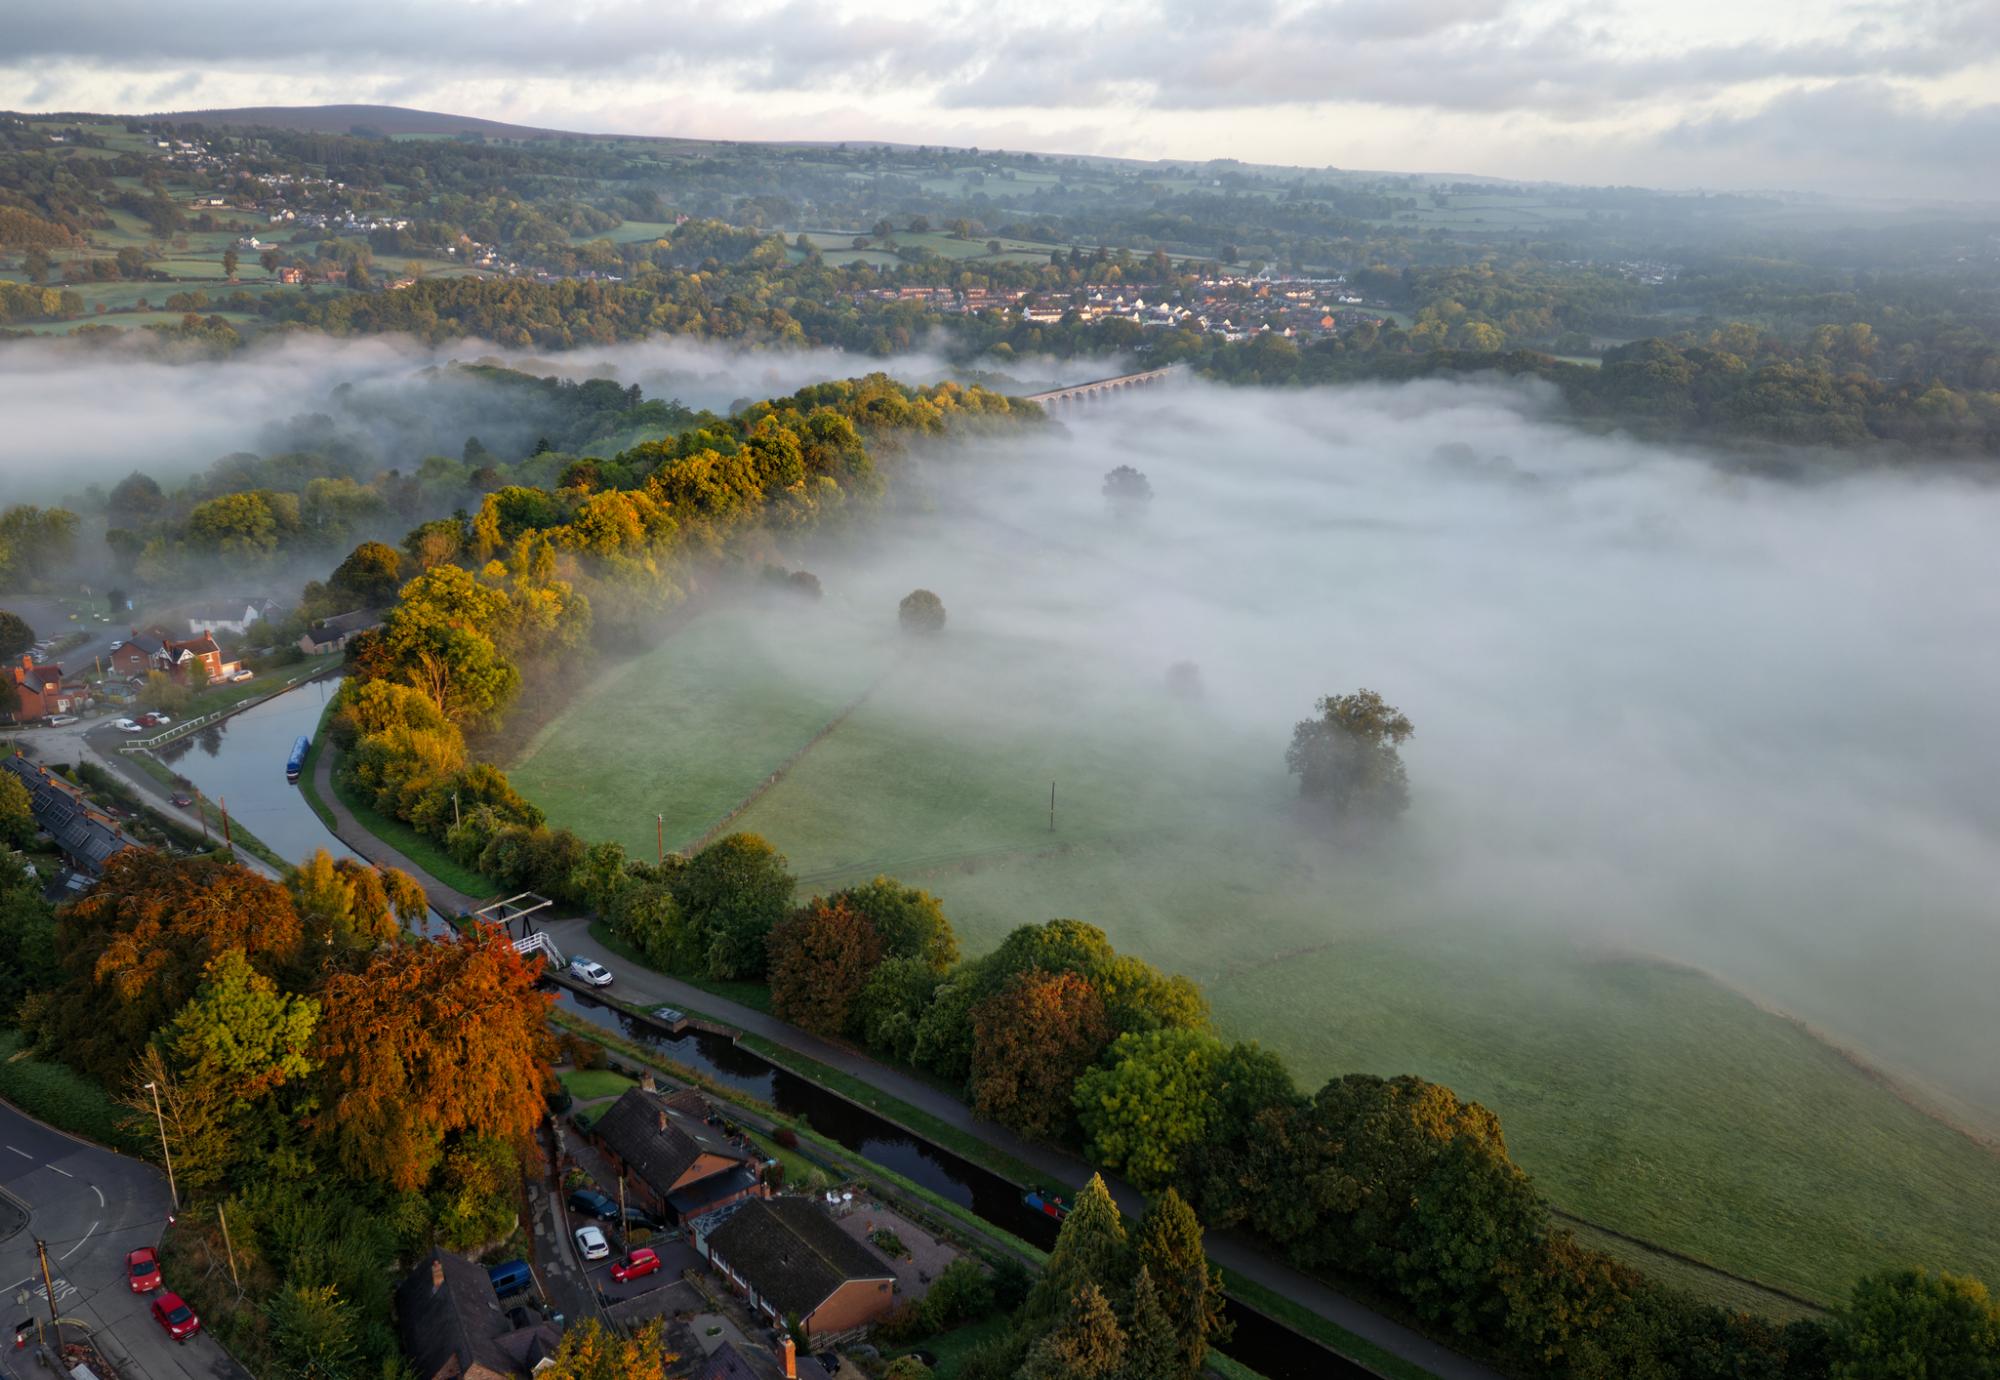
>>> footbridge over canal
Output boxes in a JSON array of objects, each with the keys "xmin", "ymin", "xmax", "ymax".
[{"xmin": 1025, "ymin": 364, "xmax": 1182, "ymax": 408}]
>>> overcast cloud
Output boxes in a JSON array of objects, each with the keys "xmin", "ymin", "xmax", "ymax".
[{"xmin": 4, "ymin": 0, "xmax": 1998, "ymax": 196}]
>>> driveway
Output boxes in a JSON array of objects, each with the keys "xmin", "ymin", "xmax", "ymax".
[{"xmin": 0, "ymin": 1100, "xmax": 247, "ymax": 1380}]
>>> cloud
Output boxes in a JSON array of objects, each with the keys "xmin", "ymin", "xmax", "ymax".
[{"xmin": 1659, "ymin": 79, "xmax": 2000, "ymax": 176}]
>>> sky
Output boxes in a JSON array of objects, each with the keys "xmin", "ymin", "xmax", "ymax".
[{"xmin": 6, "ymin": 0, "xmax": 2000, "ymax": 198}]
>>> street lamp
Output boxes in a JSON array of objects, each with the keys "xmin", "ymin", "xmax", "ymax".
[{"xmin": 142, "ymin": 1081, "xmax": 178, "ymax": 1211}]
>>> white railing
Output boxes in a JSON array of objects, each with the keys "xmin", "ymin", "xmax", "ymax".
[{"xmin": 117, "ymin": 665, "xmax": 332, "ymax": 752}]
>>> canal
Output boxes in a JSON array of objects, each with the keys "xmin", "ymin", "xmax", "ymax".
[
  {"xmin": 547, "ymin": 986, "xmax": 1362, "ymax": 1380},
  {"xmin": 150, "ymin": 681, "xmax": 1364, "ymax": 1378}
]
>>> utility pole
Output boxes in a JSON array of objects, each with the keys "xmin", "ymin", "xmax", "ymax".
[
  {"xmin": 217, "ymin": 1204, "xmax": 241, "ymax": 1292},
  {"xmin": 453, "ymin": 790, "xmax": 461, "ymax": 828},
  {"xmin": 656, "ymin": 813, "xmax": 664, "ymax": 867},
  {"xmin": 618, "ymin": 1172, "xmax": 627, "ymax": 1236},
  {"xmin": 1050, "ymin": 781, "xmax": 1056, "ymax": 832},
  {"xmin": 34, "ymin": 1238, "xmax": 59, "ymax": 1352},
  {"xmin": 220, "ymin": 796, "xmax": 233, "ymax": 856},
  {"xmin": 143, "ymin": 1080, "xmax": 178, "ymax": 1210}
]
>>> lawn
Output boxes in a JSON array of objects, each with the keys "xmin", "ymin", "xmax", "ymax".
[
  {"xmin": 519, "ymin": 599, "xmax": 2000, "ymax": 1308},
  {"xmin": 559, "ymin": 1068, "xmax": 636, "ymax": 1102}
]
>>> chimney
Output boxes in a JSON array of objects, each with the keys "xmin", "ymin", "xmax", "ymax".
[
  {"xmin": 640, "ymin": 1070, "xmax": 656, "ymax": 1093},
  {"xmin": 430, "ymin": 1257, "xmax": 446, "ymax": 1291},
  {"xmin": 779, "ymin": 1334, "xmax": 796, "ymax": 1380},
  {"xmin": 657, "ymin": 1108, "xmax": 669, "ymax": 1132}
]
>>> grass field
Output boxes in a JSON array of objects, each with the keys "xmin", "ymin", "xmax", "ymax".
[{"xmin": 516, "ymin": 595, "xmax": 2000, "ymax": 1308}]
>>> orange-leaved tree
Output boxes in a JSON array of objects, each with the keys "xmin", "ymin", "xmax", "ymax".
[
  {"xmin": 766, "ymin": 899, "xmax": 883, "ymax": 1036},
  {"xmin": 970, "ymin": 968, "xmax": 1112, "ymax": 1138},
  {"xmin": 313, "ymin": 924, "xmax": 552, "ymax": 1190}
]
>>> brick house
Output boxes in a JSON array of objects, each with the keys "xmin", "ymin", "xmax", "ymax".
[
  {"xmin": 111, "ymin": 630, "xmax": 227, "ymax": 685},
  {"xmin": 589, "ymin": 1087, "xmax": 766, "ymax": 1224},
  {"xmin": 9, "ymin": 656, "xmax": 77, "ymax": 719},
  {"xmin": 394, "ymin": 1249, "xmax": 560, "ymax": 1380},
  {"xmin": 692, "ymin": 1197, "xmax": 898, "ymax": 1344}
]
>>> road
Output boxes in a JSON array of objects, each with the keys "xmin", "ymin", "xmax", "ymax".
[
  {"xmin": 6, "ymin": 596, "xmax": 128, "ymax": 680},
  {"xmin": 0, "ymin": 1101, "xmax": 246, "ymax": 1380}
]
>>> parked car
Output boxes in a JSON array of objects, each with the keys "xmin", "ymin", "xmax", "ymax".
[
  {"xmin": 487, "ymin": 1259, "xmax": 534, "ymax": 1298},
  {"xmin": 609, "ymin": 1247, "xmax": 660, "ymax": 1283},
  {"xmin": 154, "ymin": 713, "xmax": 172, "ymax": 724},
  {"xmin": 613, "ymin": 1204, "xmax": 663, "ymax": 1231},
  {"xmin": 568, "ymin": 957, "xmax": 613, "ymax": 987},
  {"xmin": 126, "ymin": 1246, "xmax": 161, "ymax": 1293},
  {"xmin": 230, "ymin": 669, "xmax": 254, "ymax": 682},
  {"xmin": 114, "ymin": 718, "xmax": 141, "ymax": 732},
  {"xmin": 108, "ymin": 640, "xmax": 123, "ymax": 651},
  {"xmin": 134, "ymin": 713, "xmax": 158, "ymax": 728},
  {"xmin": 567, "ymin": 1188, "xmax": 619, "ymax": 1220},
  {"xmin": 573, "ymin": 1224, "xmax": 610, "ymax": 1262},
  {"xmin": 151, "ymin": 1291, "xmax": 200, "ymax": 1340},
  {"xmin": 45, "ymin": 715, "xmax": 77, "ymax": 726},
  {"xmin": 169, "ymin": 793, "xmax": 193, "ymax": 808}
]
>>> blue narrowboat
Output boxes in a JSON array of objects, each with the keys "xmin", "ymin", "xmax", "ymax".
[
  {"xmin": 285, "ymin": 735, "xmax": 310, "ymax": 784},
  {"xmin": 1023, "ymin": 1188, "xmax": 1070, "ymax": 1220}
]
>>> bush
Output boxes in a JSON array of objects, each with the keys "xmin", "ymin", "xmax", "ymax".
[
  {"xmin": 870, "ymin": 1227, "xmax": 910, "ymax": 1258},
  {"xmin": 918, "ymin": 1256, "xmax": 995, "ymax": 1331}
]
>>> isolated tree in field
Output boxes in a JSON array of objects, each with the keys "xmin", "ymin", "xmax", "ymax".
[
  {"xmin": 1828, "ymin": 1269, "xmax": 2000, "ymax": 1379},
  {"xmin": 259, "ymin": 248, "xmax": 279, "ymax": 274},
  {"xmin": 1137, "ymin": 1187, "xmax": 1230, "ymax": 1375},
  {"xmin": 1102, "ymin": 465, "xmax": 1154, "ymax": 514},
  {"xmin": 313, "ymin": 927, "xmax": 551, "ymax": 1190},
  {"xmin": 899, "ymin": 587, "xmax": 946, "ymax": 635},
  {"xmin": 0, "ymin": 609, "xmax": 33, "ymax": 658},
  {"xmin": 1286, "ymin": 689, "xmax": 1414, "ymax": 817},
  {"xmin": 970, "ymin": 968, "xmax": 1111, "ymax": 1137},
  {"xmin": 766, "ymin": 899, "xmax": 883, "ymax": 1036},
  {"xmin": 222, "ymin": 247, "xmax": 239, "ymax": 279}
]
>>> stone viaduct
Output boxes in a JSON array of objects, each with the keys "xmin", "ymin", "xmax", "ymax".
[{"xmin": 1023, "ymin": 364, "xmax": 1182, "ymax": 408}]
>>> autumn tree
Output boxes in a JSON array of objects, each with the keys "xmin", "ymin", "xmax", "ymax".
[
  {"xmin": 766, "ymin": 900, "xmax": 883, "ymax": 1036},
  {"xmin": 1136, "ymin": 1187, "xmax": 1230, "ymax": 1376},
  {"xmin": 1285, "ymin": 689, "xmax": 1415, "ymax": 817},
  {"xmin": 538, "ymin": 1318, "xmax": 670, "ymax": 1380},
  {"xmin": 360, "ymin": 563, "xmax": 520, "ymax": 726},
  {"xmin": 38, "ymin": 852, "xmax": 302, "ymax": 1080},
  {"xmin": 313, "ymin": 927, "xmax": 551, "ymax": 1190},
  {"xmin": 121, "ymin": 1045, "xmax": 238, "ymax": 1202},
  {"xmin": 287, "ymin": 850, "xmax": 428, "ymax": 958},
  {"xmin": 970, "ymin": 968, "xmax": 1112, "ymax": 1138},
  {"xmin": 1828, "ymin": 1269, "xmax": 2000, "ymax": 1380},
  {"xmin": 1020, "ymin": 1282, "xmax": 1126, "ymax": 1380},
  {"xmin": 327, "ymin": 540, "xmax": 405, "ymax": 609},
  {"xmin": 0, "ymin": 771, "xmax": 33, "ymax": 849},
  {"xmin": 898, "ymin": 587, "xmax": 946, "ymax": 635}
]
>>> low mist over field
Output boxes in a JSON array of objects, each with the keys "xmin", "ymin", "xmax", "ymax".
[
  {"xmin": 0, "ymin": 332, "xmax": 1090, "ymax": 498},
  {"xmin": 697, "ymin": 376, "xmax": 2000, "ymax": 1124}
]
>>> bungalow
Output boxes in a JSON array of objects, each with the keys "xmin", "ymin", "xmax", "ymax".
[
  {"xmin": 297, "ymin": 609, "xmax": 382, "ymax": 655},
  {"xmin": 394, "ymin": 1248, "xmax": 560, "ymax": 1380},
  {"xmin": 187, "ymin": 598, "xmax": 281, "ymax": 639},
  {"xmin": 589, "ymin": 1086, "xmax": 766, "ymax": 1224},
  {"xmin": 691, "ymin": 1197, "xmax": 897, "ymax": 1344},
  {"xmin": 9, "ymin": 655, "xmax": 76, "ymax": 720},
  {"xmin": 1, "ymin": 754, "xmax": 138, "ymax": 878}
]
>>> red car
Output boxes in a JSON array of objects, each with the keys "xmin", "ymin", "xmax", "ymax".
[
  {"xmin": 150, "ymin": 1291, "xmax": 200, "ymax": 1341},
  {"xmin": 609, "ymin": 1247, "xmax": 660, "ymax": 1283},
  {"xmin": 126, "ymin": 1247, "xmax": 161, "ymax": 1293}
]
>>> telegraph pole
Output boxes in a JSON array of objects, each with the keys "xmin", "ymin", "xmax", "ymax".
[
  {"xmin": 453, "ymin": 790, "xmax": 461, "ymax": 828},
  {"xmin": 618, "ymin": 1172, "xmax": 628, "ymax": 1236},
  {"xmin": 220, "ymin": 796, "xmax": 233, "ymax": 855},
  {"xmin": 34, "ymin": 1237, "xmax": 59, "ymax": 1351},
  {"xmin": 1049, "ymin": 781, "xmax": 1056, "ymax": 832},
  {"xmin": 217, "ymin": 1204, "xmax": 241, "ymax": 1292},
  {"xmin": 656, "ymin": 813, "xmax": 664, "ymax": 866},
  {"xmin": 144, "ymin": 1080, "xmax": 178, "ymax": 1210}
]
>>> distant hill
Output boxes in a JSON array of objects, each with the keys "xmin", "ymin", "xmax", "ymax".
[{"xmin": 153, "ymin": 103, "xmax": 612, "ymax": 141}]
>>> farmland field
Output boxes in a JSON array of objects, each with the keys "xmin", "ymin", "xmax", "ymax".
[{"xmin": 517, "ymin": 595, "xmax": 2000, "ymax": 1307}]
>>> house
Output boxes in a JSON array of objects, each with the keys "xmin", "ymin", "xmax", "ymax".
[
  {"xmin": 187, "ymin": 598, "xmax": 281, "ymax": 639},
  {"xmin": 278, "ymin": 267, "xmax": 305, "ymax": 284},
  {"xmin": 9, "ymin": 656, "xmax": 75, "ymax": 720},
  {"xmin": 691, "ymin": 1197, "xmax": 897, "ymax": 1343},
  {"xmin": 692, "ymin": 1342, "xmax": 765, "ymax": 1380},
  {"xmin": 394, "ymin": 1249, "xmax": 561, "ymax": 1380},
  {"xmin": 1, "ymin": 755, "xmax": 138, "ymax": 878},
  {"xmin": 589, "ymin": 1086, "xmax": 766, "ymax": 1224},
  {"xmin": 111, "ymin": 630, "xmax": 227, "ymax": 686},
  {"xmin": 297, "ymin": 608, "xmax": 382, "ymax": 655}
]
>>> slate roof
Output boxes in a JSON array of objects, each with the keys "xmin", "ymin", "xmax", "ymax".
[
  {"xmin": 704, "ymin": 1197, "xmax": 894, "ymax": 1321},
  {"xmin": 593, "ymin": 1087, "xmax": 711, "ymax": 1197},
  {"xmin": 1, "ymin": 755, "xmax": 136, "ymax": 877},
  {"xmin": 307, "ymin": 608, "xmax": 382, "ymax": 639},
  {"xmin": 667, "ymin": 1165, "xmax": 761, "ymax": 1218},
  {"xmin": 394, "ymin": 1248, "xmax": 558, "ymax": 1380},
  {"xmin": 694, "ymin": 1342, "xmax": 764, "ymax": 1380}
]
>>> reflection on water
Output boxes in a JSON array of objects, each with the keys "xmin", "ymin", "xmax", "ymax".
[
  {"xmin": 547, "ymin": 986, "xmax": 1354, "ymax": 1380},
  {"xmin": 155, "ymin": 676, "xmax": 362, "ymax": 869}
]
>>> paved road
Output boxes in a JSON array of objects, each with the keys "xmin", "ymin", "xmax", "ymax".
[{"xmin": 0, "ymin": 1101, "xmax": 246, "ymax": 1380}]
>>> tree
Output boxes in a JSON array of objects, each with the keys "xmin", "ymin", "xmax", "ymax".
[
  {"xmin": 1285, "ymin": 689, "xmax": 1414, "ymax": 818},
  {"xmin": 431, "ymin": 1135, "xmax": 520, "ymax": 1250},
  {"xmin": 970, "ymin": 968, "xmax": 1111, "ymax": 1137},
  {"xmin": 1027, "ymin": 1174, "xmax": 1131, "ymax": 1324},
  {"xmin": 1829, "ymin": 1269, "xmax": 2000, "ymax": 1379},
  {"xmin": 831, "ymin": 875, "xmax": 958, "ymax": 970},
  {"xmin": 266, "ymin": 1282, "xmax": 362, "ymax": 1380},
  {"xmin": 1136, "ymin": 1188, "xmax": 1229, "ymax": 1375},
  {"xmin": 362, "ymin": 563, "xmax": 520, "ymax": 726},
  {"xmin": 1074, "ymin": 1029, "xmax": 1221, "ymax": 1189},
  {"xmin": 1102, "ymin": 465, "xmax": 1154, "ymax": 513},
  {"xmin": 287, "ymin": 850, "xmax": 427, "ymax": 956},
  {"xmin": 766, "ymin": 900, "xmax": 883, "ymax": 1036},
  {"xmin": 917, "ymin": 1256, "xmax": 994, "ymax": 1331},
  {"xmin": 672, "ymin": 833, "xmax": 795, "ymax": 980},
  {"xmin": 167, "ymin": 948, "xmax": 319, "ymax": 1107},
  {"xmin": 222, "ymin": 247, "xmax": 239, "ymax": 279},
  {"xmin": 1121, "ymin": 1265, "xmax": 1184, "ymax": 1380},
  {"xmin": 0, "ymin": 772, "xmax": 33, "ymax": 849},
  {"xmin": 313, "ymin": 927, "xmax": 551, "ymax": 1190},
  {"xmin": 327, "ymin": 540, "xmax": 404, "ymax": 609},
  {"xmin": 0, "ymin": 610, "xmax": 33, "ymax": 659},
  {"xmin": 1021, "ymin": 1282, "xmax": 1126, "ymax": 1380},
  {"xmin": 120, "ymin": 1045, "xmax": 238, "ymax": 1202},
  {"xmin": 537, "ymin": 1318, "xmax": 670, "ymax": 1380},
  {"xmin": 899, "ymin": 588, "xmax": 946, "ymax": 636},
  {"xmin": 259, "ymin": 248, "xmax": 279, "ymax": 275}
]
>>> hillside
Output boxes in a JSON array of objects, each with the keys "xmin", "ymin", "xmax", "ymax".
[{"xmin": 152, "ymin": 102, "xmax": 599, "ymax": 141}]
